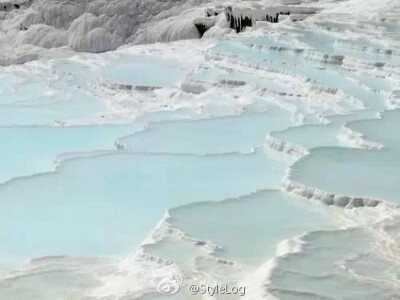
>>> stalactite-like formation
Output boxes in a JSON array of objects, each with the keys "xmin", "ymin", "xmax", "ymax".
[{"xmin": 225, "ymin": 5, "xmax": 316, "ymax": 33}]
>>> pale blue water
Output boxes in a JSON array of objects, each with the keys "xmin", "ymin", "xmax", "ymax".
[
  {"xmin": 0, "ymin": 64, "xmax": 107, "ymax": 126},
  {"xmin": 0, "ymin": 256, "xmax": 112, "ymax": 300},
  {"xmin": 290, "ymin": 110, "xmax": 400, "ymax": 204},
  {"xmin": 0, "ymin": 74, "xmax": 20, "ymax": 92},
  {"xmin": 353, "ymin": 74, "xmax": 393, "ymax": 92},
  {"xmin": 0, "ymin": 124, "xmax": 142, "ymax": 183},
  {"xmin": 269, "ymin": 228, "xmax": 400, "ymax": 300},
  {"xmin": 291, "ymin": 147, "xmax": 400, "ymax": 203},
  {"xmin": 271, "ymin": 111, "xmax": 379, "ymax": 150},
  {"xmin": 347, "ymin": 110, "xmax": 400, "ymax": 150},
  {"xmin": 0, "ymin": 98, "xmax": 106, "ymax": 126},
  {"xmin": 101, "ymin": 55, "xmax": 187, "ymax": 87},
  {"xmin": 0, "ymin": 80, "xmax": 55, "ymax": 106},
  {"xmin": 120, "ymin": 108, "xmax": 292, "ymax": 154},
  {"xmin": 168, "ymin": 190, "xmax": 333, "ymax": 266},
  {"xmin": 188, "ymin": 67, "xmax": 289, "ymax": 91},
  {"xmin": 299, "ymin": 29, "xmax": 400, "ymax": 65},
  {"xmin": 0, "ymin": 149, "xmax": 283, "ymax": 263},
  {"xmin": 54, "ymin": 61, "xmax": 98, "ymax": 87},
  {"xmin": 0, "ymin": 10, "xmax": 399, "ymax": 300},
  {"xmin": 212, "ymin": 40, "xmax": 387, "ymax": 111}
]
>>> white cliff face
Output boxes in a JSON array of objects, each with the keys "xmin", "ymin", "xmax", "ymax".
[
  {"xmin": 67, "ymin": 12, "xmax": 125, "ymax": 52},
  {"xmin": 132, "ymin": 11, "xmax": 201, "ymax": 44},
  {"xmin": 0, "ymin": 0, "xmax": 214, "ymax": 64},
  {"xmin": 3, "ymin": 0, "xmax": 396, "ymax": 66},
  {"xmin": 0, "ymin": 0, "xmax": 325, "ymax": 65}
]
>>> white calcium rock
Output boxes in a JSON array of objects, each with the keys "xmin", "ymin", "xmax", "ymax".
[
  {"xmin": 282, "ymin": 179, "xmax": 382, "ymax": 209},
  {"xmin": 0, "ymin": 0, "xmax": 212, "ymax": 64}
]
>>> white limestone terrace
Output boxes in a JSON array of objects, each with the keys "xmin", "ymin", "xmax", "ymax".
[{"xmin": 0, "ymin": 0, "xmax": 322, "ymax": 66}]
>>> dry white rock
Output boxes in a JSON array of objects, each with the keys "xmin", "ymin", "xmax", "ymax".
[{"xmin": 0, "ymin": 0, "xmax": 214, "ymax": 64}]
